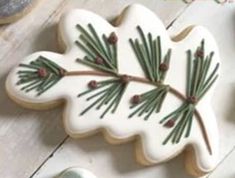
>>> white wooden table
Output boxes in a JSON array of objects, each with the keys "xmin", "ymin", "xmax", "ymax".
[{"xmin": 0, "ymin": 0, "xmax": 235, "ymax": 178}]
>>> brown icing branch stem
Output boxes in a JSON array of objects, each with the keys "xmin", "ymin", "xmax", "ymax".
[
  {"xmin": 194, "ymin": 110, "xmax": 212, "ymax": 155},
  {"xmin": 64, "ymin": 70, "xmax": 212, "ymax": 154}
]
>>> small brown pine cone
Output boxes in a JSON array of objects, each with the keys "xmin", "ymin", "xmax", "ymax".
[
  {"xmin": 120, "ymin": 75, "xmax": 130, "ymax": 83},
  {"xmin": 38, "ymin": 68, "xmax": 47, "ymax": 78},
  {"xmin": 95, "ymin": 57, "xmax": 104, "ymax": 65},
  {"xmin": 88, "ymin": 80, "xmax": 98, "ymax": 89},
  {"xmin": 159, "ymin": 63, "xmax": 169, "ymax": 71},
  {"xmin": 196, "ymin": 50, "xmax": 204, "ymax": 58},
  {"xmin": 131, "ymin": 95, "xmax": 141, "ymax": 104},
  {"xmin": 107, "ymin": 32, "xmax": 118, "ymax": 44},
  {"xmin": 59, "ymin": 69, "xmax": 66, "ymax": 76},
  {"xmin": 187, "ymin": 96, "xmax": 197, "ymax": 104},
  {"xmin": 164, "ymin": 119, "xmax": 175, "ymax": 128}
]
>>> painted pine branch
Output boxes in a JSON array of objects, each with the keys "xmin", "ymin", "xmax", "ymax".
[
  {"xmin": 128, "ymin": 26, "xmax": 172, "ymax": 120},
  {"xmin": 76, "ymin": 23, "xmax": 118, "ymax": 74},
  {"xmin": 129, "ymin": 86, "xmax": 169, "ymax": 120},
  {"xmin": 129, "ymin": 26, "xmax": 172, "ymax": 83},
  {"xmin": 14, "ymin": 24, "xmax": 217, "ymax": 154},
  {"xmin": 160, "ymin": 39, "xmax": 219, "ymax": 145},
  {"xmin": 16, "ymin": 56, "xmax": 66, "ymax": 96},
  {"xmin": 78, "ymin": 76, "xmax": 129, "ymax": 118},
  {"xmin": 15, "ymin": 26, "xmax": 218, "ymax": 126}
]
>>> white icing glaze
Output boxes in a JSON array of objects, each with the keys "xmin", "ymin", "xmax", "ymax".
[
  {"xmin": 58, "ymin": 167, "xmax": 97, "ymax": 178},
  {"xmin": 6, "ymin": 4, "xmax": 220, "ymax": 173}
]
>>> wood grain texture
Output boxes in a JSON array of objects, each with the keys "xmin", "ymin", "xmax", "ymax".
[
  {"xmin": 209, "ymin": 147, "xmax": 235, "ymax": 178},
  {"xmin": 33, "ymin": 136, "xmax": 191, "ymax": 178},
  {"xmin": 0, "ymin": 0, "xmax": 188, "ymax": 178}
]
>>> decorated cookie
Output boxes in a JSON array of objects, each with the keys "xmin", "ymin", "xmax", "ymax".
[
  {"xmin": 0, "ymin": 0, "xmax": 38, "ymax": 24},
  {"xmin": 58, "ymin": 168, "xmax": 97, "ymax": 178},
  {"xmin": 6, "ymin": 4, "xmax": 220, "ymax": 177}
]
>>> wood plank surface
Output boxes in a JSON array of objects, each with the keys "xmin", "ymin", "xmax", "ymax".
[
  {"xmin": 209, "ymin": 147, "xmax": 235, "ymax": 178},
  {"xmin": 0, "ymin": 0, "xmax": 188, "ymax": 178},
  {"xmin": 33, "ymin": 136, "xmax": 191, "ymax": 178}
]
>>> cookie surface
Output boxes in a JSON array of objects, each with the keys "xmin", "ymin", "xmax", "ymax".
[
  {"xmin": 0, "ymin": 0, "xmax": 37, "ymax": 24},
  {"xmin": 6, "ymin": 4, "xmax": 220, "ymax": 177}
]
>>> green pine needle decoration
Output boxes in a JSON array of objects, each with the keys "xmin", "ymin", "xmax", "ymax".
[
  {"xmin": 128, "ymin": 26, "xmax": 172, "ymax": 120},
  {"xmin": 78, "ymin": 78, "xmax": 128, "ymax": 119},
  {"xmin": 76, "ymin": 23, "xmax": 118, "ymax": 74},
  {"xmin": 16, "ymin": 56, "xmax": 66, "ymax": 96},
  {"xmin": 160, "ymin": 39, "xmax": 219, "ymax": 145},
  {"xmin": 161, "ymin": 103, "xmax": 194, "ymax": 144},
  {"xmin": 129, "ymin": 86, "xmax": 169, "ymax": 120},
  {"xmin": 129, "ymin": 26, "xmax": 172, "ymax": 82}
]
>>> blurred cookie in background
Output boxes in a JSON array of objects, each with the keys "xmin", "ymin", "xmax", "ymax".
[
  {"xmin": 58, "ymin": 167, "xmax": 97, "ymax": 178},
  {"xmin": 0, "ymin": 0, "xmax": 39, "ymax": 24}
]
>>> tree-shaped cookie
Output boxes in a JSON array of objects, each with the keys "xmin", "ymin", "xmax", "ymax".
[{"xmin": 6, "ymin": 4, "xmax": 220, "ymax": 177}]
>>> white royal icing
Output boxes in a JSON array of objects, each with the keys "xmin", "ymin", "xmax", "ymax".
[{"xmin": 6, "ymin": 4, "xmax": 220, "ymax": 174}]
